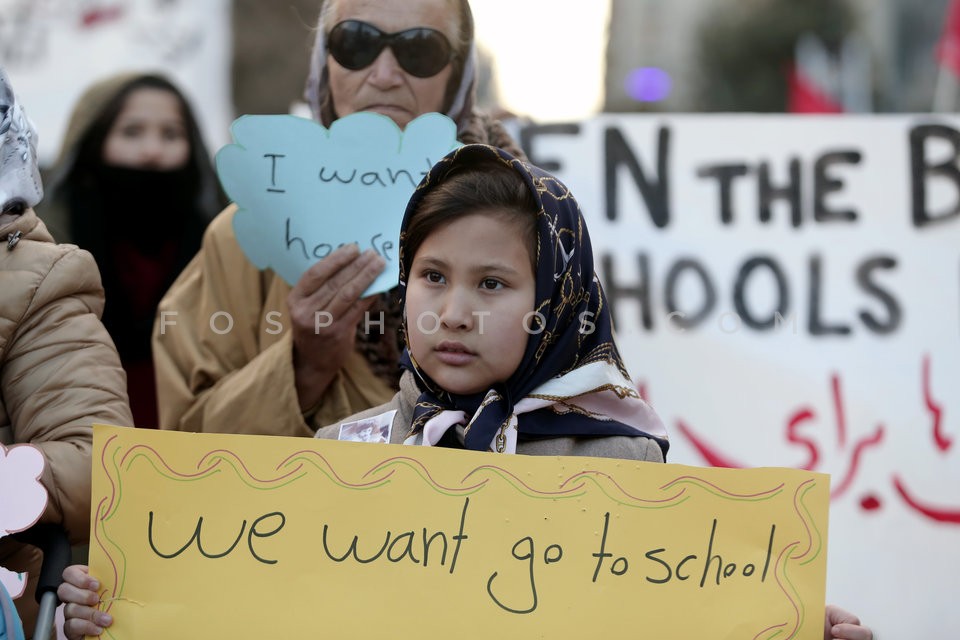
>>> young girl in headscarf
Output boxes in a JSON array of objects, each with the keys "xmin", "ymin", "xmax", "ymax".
[
  {"xmin": 58, "ymin": 145, "xmax": 873, "ymax": 640},
  {"xmin": 313, "ymin": 144, "xmax": 873, "ymax": 640},
  {"xmin": 316, "ymin": 143, "xmax": 668, "ymax": 457}
]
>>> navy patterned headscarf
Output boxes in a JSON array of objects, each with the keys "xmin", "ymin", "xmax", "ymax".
[{"xmin": 398, "ymin": 145, "xmax": 668, "ymax": 455}]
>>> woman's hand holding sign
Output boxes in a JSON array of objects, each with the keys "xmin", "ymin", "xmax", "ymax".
[{"xmin": 288, "ymin": 244, "xmax": 386, "ymax": 412}]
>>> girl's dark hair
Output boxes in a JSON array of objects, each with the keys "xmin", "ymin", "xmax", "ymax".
[{"xmin": 403, "ymin": 159, "xmax": 539, "ymax": 272}]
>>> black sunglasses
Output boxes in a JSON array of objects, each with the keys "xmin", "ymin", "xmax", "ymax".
[{"xmin": 327, "ymin": 19, "xmax": 454, "ymax": 78}]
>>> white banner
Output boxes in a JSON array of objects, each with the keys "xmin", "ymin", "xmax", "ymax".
[
  {"xmin": 0, "ymin": 0, "xmax": 232, "ymax": 166},
  {"xmin": 521, "ymin": 114, "xmax": 960, "ymax": 637}
]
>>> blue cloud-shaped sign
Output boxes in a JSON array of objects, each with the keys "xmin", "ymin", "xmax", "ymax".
[{"xmin": 217, "ymin": 112, "xmax": 460, "ymax": 294}]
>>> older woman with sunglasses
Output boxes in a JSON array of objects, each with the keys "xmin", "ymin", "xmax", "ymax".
[{"xmin": 149, "ymin": 0, "xmax": 524, "ymax": 440}]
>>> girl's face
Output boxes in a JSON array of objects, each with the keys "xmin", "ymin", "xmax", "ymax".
[
  {"xmin": 101, "ymin": 87, "xmax": 190, "ymax": 170},
  {"xmin": 406, "ymin": 211, "xmax": 536, "ymax": 396}
]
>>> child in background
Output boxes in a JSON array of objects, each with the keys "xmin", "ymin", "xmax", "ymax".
[{"xmin": 38, "ymin": 72, "xmax": 224, "ymax": 428}]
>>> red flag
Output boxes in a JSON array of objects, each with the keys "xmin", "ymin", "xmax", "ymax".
[
  {"xmin": 937, "ymin": 0, "xmax": 960, "ymax": 77},
  {"xmin": 787, "ymin": 63, "xmax": 843, "ymax": 114}
]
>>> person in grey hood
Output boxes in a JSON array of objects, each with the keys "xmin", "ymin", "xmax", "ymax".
[{"xmin": 0, "ymin": 66, "xmax": 132, "ymax": 637}]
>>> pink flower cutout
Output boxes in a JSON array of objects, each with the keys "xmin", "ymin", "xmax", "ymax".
[{"xmin": 0, "ymin": 443, "xmax": 48, "ymax": 538}]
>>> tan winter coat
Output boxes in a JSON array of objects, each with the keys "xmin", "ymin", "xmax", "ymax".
[
  {"xmin": 152, "ymin": 204, "xmax": 396, "ymax": 437},
  {"xmin": 0, "ymin": 209, "xmax": 132, "ymax": 634}
]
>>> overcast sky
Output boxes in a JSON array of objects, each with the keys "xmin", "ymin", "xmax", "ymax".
[{"xmin": 471, "ymin": 0, "xmax": 610, "ymax": 122}]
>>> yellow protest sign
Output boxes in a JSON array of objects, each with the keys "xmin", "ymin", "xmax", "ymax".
[{"xmin": 89, "ymin": 424, "xmax": 828, "ymax": 639}]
